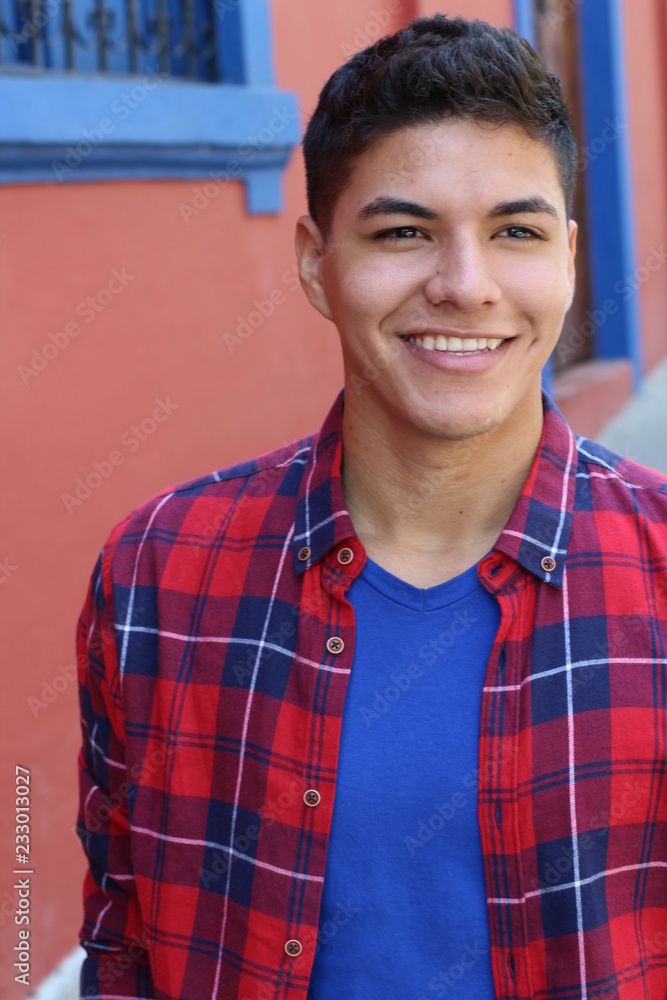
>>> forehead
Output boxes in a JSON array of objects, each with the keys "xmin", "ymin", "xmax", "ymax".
[{"xmin": 334, "ymin": 119, "xmax": 565, "ymax": 221}]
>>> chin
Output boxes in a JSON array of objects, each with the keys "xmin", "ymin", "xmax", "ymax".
[
  {"xmin": 407, "ymin": 396, "xmax": 505, "ymax": 439},
  {"xmin": 408, "ymin": 410, "xmax": 500, "ymax": 443}
]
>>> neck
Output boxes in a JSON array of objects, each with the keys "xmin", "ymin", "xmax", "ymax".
[{"xmin": 340, "ymin": 388, "xmax": 544, "ymax": 586}]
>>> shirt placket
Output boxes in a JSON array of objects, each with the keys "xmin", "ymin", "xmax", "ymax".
[
  {"xmin": 478, "ymin": 555, "xmax": 532, "ymax": 1000},
  {"xmin": 277, "ymin": 538, "xmax": 362, "ymax": 994}
]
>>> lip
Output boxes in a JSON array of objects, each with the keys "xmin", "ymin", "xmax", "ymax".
[{"xmin": 399, "ymin": 332, "xmax": 513, "ymax": 373}]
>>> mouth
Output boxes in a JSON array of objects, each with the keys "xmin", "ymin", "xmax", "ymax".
[{"xmin": 399, "ymin": 333, "xmax": 506, "ymax": 355}]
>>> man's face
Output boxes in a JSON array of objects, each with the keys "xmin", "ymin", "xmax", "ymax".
[{"xmin": 297, "ymin": 119, "xmax": 577, "ymax": 445}]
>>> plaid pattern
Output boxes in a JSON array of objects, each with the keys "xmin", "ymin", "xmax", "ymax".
[{"xmin": 76, "ymin": 390, "xmax": 667, "ymax": 1000}]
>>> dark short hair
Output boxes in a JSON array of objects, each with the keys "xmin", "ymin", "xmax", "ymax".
[{"xmin": 303, "ymin": 15, "xmax": 577, "ymax": 237}]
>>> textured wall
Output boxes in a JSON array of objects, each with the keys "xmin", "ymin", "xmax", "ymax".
[{"xmin": 3, "ymin": 0, "xmax": 666, "ymax": 988}]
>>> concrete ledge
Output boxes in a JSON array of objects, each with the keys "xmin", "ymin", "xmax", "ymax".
[{"xmin": 553, "ymin": 358, "xmax": 634, "ymax": 440}]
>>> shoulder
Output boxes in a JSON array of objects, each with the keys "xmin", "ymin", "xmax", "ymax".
[
  {"xmin": 573, "ymin": 434, "xmax": 667, "ymax": 519},
  {"xmin": 99, "ymin": 434, "xmax": 315, "ymax": 583}
]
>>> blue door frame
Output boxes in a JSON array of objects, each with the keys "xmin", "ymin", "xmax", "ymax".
[{"xmin": 513, "ymin": 0, "xmax": 641, "ymax": 388}]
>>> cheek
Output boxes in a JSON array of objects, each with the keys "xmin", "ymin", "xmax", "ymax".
[
  {"xmin": 328, "ymin": 259, "xmax": 414, "ymax": 326},
  {"xmin": 501, "ymin": 259, "xmax": 573, "ymax": 324}
]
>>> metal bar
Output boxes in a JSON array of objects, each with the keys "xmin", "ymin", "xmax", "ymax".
[
  {"xmin": 155, "ymin": 0, "xmax": 168, "ymax": 74},
  {"xmin": 0, "ymin": 0, "xmax": 7, "ymax": 65},
  {"xmin": 183, "ymin": 0, "xmax": 195, "ymax": 78},
  {"xmin": 63, "ymin": 0, "xmax": 73, "ymax": 66},
  {"xmin": 125, "ymin": 0, "xmax": 136, "ymax": 72},
  {"xmin": 0, "ymin": 0, "xmax": 220, "ymax": 79},
  {"xmin": 97, "ymin": 0, "xmax": 106, "ymax": 69},
  {"xmin": 28, "ymin": 0, "xmax": 38, "ymax": 63},
  {"xmin": 198, "ymin": 0, "xmax": 216, "ymax": 80}
]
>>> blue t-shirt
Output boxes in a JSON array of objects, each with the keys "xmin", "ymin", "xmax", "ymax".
[{"xmin": 307, "ymin": 555, "xmax": 500, "ymax": 999}]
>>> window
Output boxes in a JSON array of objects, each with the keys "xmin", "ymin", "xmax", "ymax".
[
  {"xmin": 2, "ymin": 0, "xmax": 219, "ymax": 80},
  {"xmin": 0, "ymin": 0, "xmax": 300, "ymax": 213}
]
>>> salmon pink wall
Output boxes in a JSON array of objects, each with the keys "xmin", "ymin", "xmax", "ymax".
[
  {"xmin": 416, "ymin": 0, "xmax": 514, "ymax": 26},
  {"xmin": 621, "ymin": 0, "xmax": 667, "ymax": 373},
  {"xmin": 0, "ymin": 0, "xmax": 425, "ymax": 987},
  {"xmin": 7, "ymin": 0, "xmax": 664, "ymax": 988}
]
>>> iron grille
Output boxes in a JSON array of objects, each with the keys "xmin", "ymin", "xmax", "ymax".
[{"xmin": 0, "ymin": 0, "xmax": 219, "ymax": 80}]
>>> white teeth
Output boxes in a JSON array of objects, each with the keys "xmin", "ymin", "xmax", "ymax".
[{"xmin": 406, "ymin": 335, "xmax": 504, "ymax": 353}]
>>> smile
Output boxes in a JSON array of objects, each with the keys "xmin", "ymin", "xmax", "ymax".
[{"xmin": 400, "ymin": 334, "xmax": 505, "ymax": 354}]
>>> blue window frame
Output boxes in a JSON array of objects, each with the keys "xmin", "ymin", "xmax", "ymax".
[
  {"xmin": 576, "ymin": 0, "xmax": 641, "ymax": 383},
  {"xmin": 513, "ymin": 0, "xmax": 641, "ymax": 386},
  {"xmin": 0, "ymin": 0, "xmax": 300, "ymax": 213}
]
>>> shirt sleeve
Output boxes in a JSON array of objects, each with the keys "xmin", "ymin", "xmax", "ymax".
[{"xmin": 76, "ymin": 550, "xmax": 155, "ymax": 999}]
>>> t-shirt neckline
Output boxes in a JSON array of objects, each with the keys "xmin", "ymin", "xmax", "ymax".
[{"xmin": 358, "ymin": 555, "xmax": 483, "ymax": 612}]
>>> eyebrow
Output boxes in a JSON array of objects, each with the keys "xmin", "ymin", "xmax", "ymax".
[
  {"xmin": 357, "ymin": 194, "xmax": 560, "ymax": 223},
  {"xmin": 357, "ymin": 197, "xmax": 440, "ymax": 222},
  {"xmin": 487, "ymin": 197, "xmax": 560, "ymax": 221}
]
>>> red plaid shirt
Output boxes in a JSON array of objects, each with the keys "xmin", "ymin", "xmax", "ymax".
[{"xmin": 77, "ymin": 391, "xmax": 667, "ymax": 1000}]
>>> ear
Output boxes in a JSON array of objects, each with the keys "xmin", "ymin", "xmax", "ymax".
[
  {"xmin": 567, "ymin": 219, "xmax": 577, "ymax": 307},
  {"xmin": 295, "ymin": 215, "xmax": 334, "ymax": 322}
]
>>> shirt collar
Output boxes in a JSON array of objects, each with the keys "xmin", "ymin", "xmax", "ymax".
[
  {"xmin": 493, "ymin": 393, "xmax": 577, "ymax": 587},
  {"xmin": 294, "ymin": 390, "xmax": 577, "ymax": 587},
  {"xmin": 293, "ymin": 391, "xmax": 355, "ymax": 576}
]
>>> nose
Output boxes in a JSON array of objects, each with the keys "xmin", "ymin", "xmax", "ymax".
[{"xmin": 423, "ymin": 234, "xmax": 501, "ymax": 310}]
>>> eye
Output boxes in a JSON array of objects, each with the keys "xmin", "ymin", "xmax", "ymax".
[
  {"xmin": 373, "ymin": 226, "xmax": 426, "ymax": 241},
  {"xmin": 497, "ymin": 225, "xmax": 543, "ymax": 241}
]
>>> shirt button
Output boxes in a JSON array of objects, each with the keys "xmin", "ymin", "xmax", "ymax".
[
  {"xmin": 303, "ymin": 788, "xmax": 321, "ymax": 807},
  {"xmin": 326, "ymin": 636, "xmax": 344, "ymax": 655},
  {"xmin": 337, "ymin": 546, "xmax": 354, "ymax": 565},
  {"xmin": 298, "ymin": 546, "xmax": 311, "ymax": 562},
  {"xmin": 541, "ymin": 556, "xmax": 556, "ymax": 572},
  {"xmin": 285, "ymin": 939, "xmax": 302, "ymax": 957}
]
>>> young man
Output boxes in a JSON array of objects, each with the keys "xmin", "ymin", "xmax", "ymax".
[{"xmin": 76, "ymin": 15, "xmax": 667, "ymax": 1000}]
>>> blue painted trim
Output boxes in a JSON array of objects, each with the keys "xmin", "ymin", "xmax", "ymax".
[
  {"xmin": 0, "ymin": 73, "xmax": 299, "ymax": 212},
  {"xmin": 245, "ymin": 166, "xmax": 284, "ymax": 214},
  {"xmin": 0, "ymin": 74, "xmax": 299, "ymax": 144},
  {"xmin": 214, "ymin": 0, "xmax": 275, "ymax": 86},
  {"xmin": 238, "ymin": 0, "xmax": 275, "ymax": 86},
  {"xmin": 513, "ymin": 0, "xmax": 537, "ymax": 47},
  {"xmin": 577, "ymin": 0, "xmax": 642, "ymax": 384},
  {"xmin": 0, "ymin": 0, "xmax": 299, "ymax": 213},
  {"xmin": 0, "ymin": 146, "xmax": 291, "ymax": 212}
]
